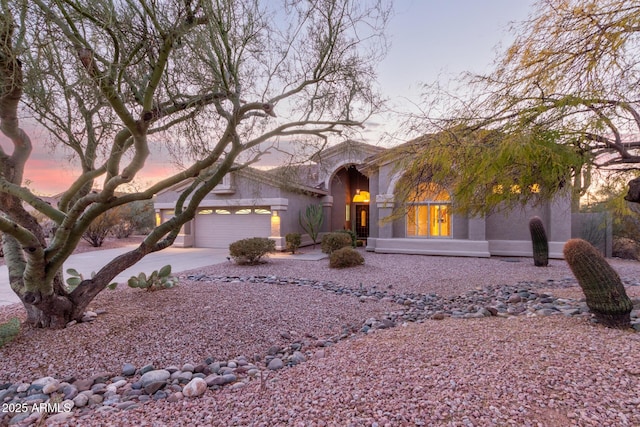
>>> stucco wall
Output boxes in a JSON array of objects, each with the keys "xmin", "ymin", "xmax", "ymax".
[
  {"xmin": 485, "ymin": 192, "xmax": 572, "ymax": 242},
  {"xmin": 451, "ymin": 214, "xmax": 468, "ymax": 239},
  {"xmin": 279, "ymin": 193, "xmax": 325, "ymax": 236},
  {"xmin": 485, "ymin": 205, "xmax": 548, "ymax": 241},
  {"xmin": 155, "ymin": 172, "xmax": 283, "ymax": 205}
]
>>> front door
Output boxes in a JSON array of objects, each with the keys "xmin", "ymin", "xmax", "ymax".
[{"xmin": 355, "ymin": 205, "xmax": 369, "ymax": 238}]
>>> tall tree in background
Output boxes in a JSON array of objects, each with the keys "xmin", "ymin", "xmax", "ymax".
[
  {"xmin": 396, "ymin": 0, "xmax": 640, "ymax": 215},
  {"xmin": 0, "ymin": 0, "xmax": 389, "ymax": 328}
]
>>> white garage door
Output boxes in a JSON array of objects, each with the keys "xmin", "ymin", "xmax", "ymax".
[{"xmin": 194, "ymin": 207, "xmax": 271, "ymax": 249}]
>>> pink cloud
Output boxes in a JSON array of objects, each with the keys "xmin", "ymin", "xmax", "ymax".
[{"xmin": 25, "ymin": 156, "xmax": 180, "ymax": 196}]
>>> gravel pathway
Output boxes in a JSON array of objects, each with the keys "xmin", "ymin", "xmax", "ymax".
[{"xmin": 1, "ymin": 251, "xmax": 640, "ymax": 426}]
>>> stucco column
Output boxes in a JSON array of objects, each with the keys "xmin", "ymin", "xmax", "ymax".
[
  {"xmin": 269, "ymin": 202, "xmax": 288, "ymax": 251},
  {"xmin": 321, "ymin": 195, "xmax": 333, "ymax": 233},
  {"xmin": 376, "ymin": 194, "xmax": 394, "ymax": 239}
]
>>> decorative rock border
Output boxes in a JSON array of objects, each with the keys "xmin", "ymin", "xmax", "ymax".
[{"xmin": 2, "ymin": 274, "xmax": 639, "ymax": 425}]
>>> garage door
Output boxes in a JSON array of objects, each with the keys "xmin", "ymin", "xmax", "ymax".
[{"xmin": 194, "ymin": 207, "xmax": 271, "ymax": 248}]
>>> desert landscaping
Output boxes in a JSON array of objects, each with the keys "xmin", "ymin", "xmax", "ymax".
[{"xmin": 1, "ymin": 250, "xmax": 640, "ymax": 426}]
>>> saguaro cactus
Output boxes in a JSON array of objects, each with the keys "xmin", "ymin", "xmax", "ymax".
[
  {"xmin": 529, "ymin": 216, "xmax": 549, "ymax": 267},
  {"xmin": 563, "ymin": 239, "xmax": 632, "ymax": 329}
]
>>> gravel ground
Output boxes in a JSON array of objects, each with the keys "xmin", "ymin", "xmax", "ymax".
[{"xmin": 2, "ymin": 251, "xmax": 640, "ymax": 426}]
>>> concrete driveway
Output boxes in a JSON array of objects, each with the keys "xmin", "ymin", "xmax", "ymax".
[{"xmin": 0, "ymin": 246, "xmax": 230, "ymax": 306}]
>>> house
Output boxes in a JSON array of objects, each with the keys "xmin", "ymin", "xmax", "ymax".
[{"xmin": 154, "ymin": 139, "xmax": 574, "ymax": 258}]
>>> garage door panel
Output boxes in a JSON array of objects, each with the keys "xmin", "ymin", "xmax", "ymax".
[{"xmin": 195, "ymin": 209, "xmax": 271, "ymax": 249}]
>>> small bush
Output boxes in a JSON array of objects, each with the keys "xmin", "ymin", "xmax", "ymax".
[
  {"xmin": 111, "ymin": 221, "xmax": 133, "ymax": 239},
  {"xmin": 82, "ymin": 211, "xmax": 118, "ymax": 247},
  {"xmin": 336, "ymin": 229, "xmax": 357, "ymax": 247},
  {"xmin": 321, "ymin": 232, "xmax": 352, "ymax": 254},
  {"xmin": 0, "ymin": 317, "xmax": 20, "ymax": 348},
  {"xmin": 613, "ymin": 237, "xmax": 640, "ymax": 260},
  {"xmin": 230, "ymin": 237, "xmax": 276, "ymax": 265},
  {"xmin": 285, "ymin": 233, "xmax": 301, "ymax": 254},
  {"xmin": 329, "ymin": 247, "xmax": 364, "ymax": 269}
]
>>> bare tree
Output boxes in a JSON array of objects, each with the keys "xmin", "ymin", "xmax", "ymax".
[{"xmin": 0, "ymin": 0, "xmax": 389, "ymax": 328}]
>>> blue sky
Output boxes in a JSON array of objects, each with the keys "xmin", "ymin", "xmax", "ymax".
[
  {"xmin": 379, "ymin": 0, "xmax": 534, "ymax": 101},
  {"xmin": 364, "ymin": 0, "xmax": 535, "ymax": 143}
]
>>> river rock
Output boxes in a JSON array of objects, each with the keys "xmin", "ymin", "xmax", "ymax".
[
  {"xmin": 140, "ymin": 370, "xmax": 170, "ymax": 387},
  {"xmin": 122, "ymin": 363, "xmax": 136, "ymax": 377},
  {"xmin": 267, "ymin": 358, "xmax": 284, "ymax": 370},
  {"xmin": 183, "ymin": 378, "xmax": 207, "ymax": 398}
]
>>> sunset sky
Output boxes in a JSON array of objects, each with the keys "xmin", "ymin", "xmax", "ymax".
[{"xmin": 13, "ymin": 0, "xmax": 535, "ymax": 195}]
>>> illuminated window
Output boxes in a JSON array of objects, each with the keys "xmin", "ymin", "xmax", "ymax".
[
  {"xmin": 163, "ymin": 210, "xmax": 189, "ymax": 235},
  {"xmin": 406, "ymin": 183, "xmax": 452, "ymax": 238},
  {"xmin": 494, "ymin": 184, "xmax": 540, "ymax": 194},
  {"xmin": 215, "ymin": 209, "xmax": 231, "ymax": 215},
  {"xmin": 254, "ymin": 209, "xmax": 271, "ymax": 215},
  {"xmin": 352, "ymin": 190, "xmax": 370, "ymax": 203},
  {"xmin": 236, "ymin": 209, "xmax": 251, "ymax": 214},
  {"xmin": 198, "ymin": 209, "xmax": 213, "ymax": 215}
]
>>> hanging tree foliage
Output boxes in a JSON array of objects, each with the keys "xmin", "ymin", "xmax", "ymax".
[{"xmin": 399, "ymin": 0, "xmax": 640, "ymax": 213}]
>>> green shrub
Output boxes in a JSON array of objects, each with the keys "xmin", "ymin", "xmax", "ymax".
[
  {"xmin": 285, "ymin": 233, "xmax": 301, "ymax": 254},
  {"xmin": 229, "ymin": 237, "xmax": 276, "ymax": 265},
  {"xmin": 0, "ymin": 317, "xmax": 20, "ymax": 348},
  {"xmin": 321, "ymin": 232, "xmax": 352, "ymax": 254},
  {"xmin": 329, "ymin": 247, "xmax": 364, "ymax": 269},
  {"xmin": 336, "ymin": 229, "xmax": 357, "ymax": 247},
  {"xmin": 127, "ymin": 265, "xmax": 178, "ymax": 291}
]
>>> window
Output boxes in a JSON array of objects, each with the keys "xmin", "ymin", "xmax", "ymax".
[
  {"xmin": 215, "ymin": 209, "xmax": 231, "ymax": 215},
  {"xmin": 406, "ymin": 183, "xmax": 452, "ymax": 238},
  {"xmin": 162, "ymin": 210, "xmax": 190, "ymax": 235},
  {"xmin": 254, "ymin": 209, "xmax": 271, "ymax": 215},
  {"xmin": 236, "ymin": 209, "xmax": 251, "ymax": 215},
  {"xmin": 212, "ymin": 174, "xmax": 235, "ymax": 194}
]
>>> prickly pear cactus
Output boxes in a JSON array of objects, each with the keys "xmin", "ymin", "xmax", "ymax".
[
  {"xmin": 529, "ymin": 216, "xmax": 549, "ymax": 267},
  {"xmin": 127, "ymin": 265, "xmax": 177, "ymax": 291},
  {"xmin": 563, "ymin": 239, "xmax": 632, "ymax": 329}
]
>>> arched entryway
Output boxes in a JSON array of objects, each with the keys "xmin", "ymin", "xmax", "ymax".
[{"xmin": 329, "ymin": 165, "xmax": 370, "ymax": 239}]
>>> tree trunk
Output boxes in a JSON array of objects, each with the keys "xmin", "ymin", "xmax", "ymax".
[
  {"xmin": 13, "ymin": 275, "xmax": 74, "ymax": 329},
  {"xmin": 15, "ymin": 277, "xmax": 105, "ymax": 329}
]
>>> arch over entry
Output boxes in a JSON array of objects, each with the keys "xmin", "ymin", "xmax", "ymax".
[{"xmin": 329, "ymin": 164, "xmax": 370, "ymax": 237}]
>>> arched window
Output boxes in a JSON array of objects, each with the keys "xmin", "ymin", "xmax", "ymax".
[{"xmin": 406, "ymin": 183, "xmax": 452, "ymax": 238}]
